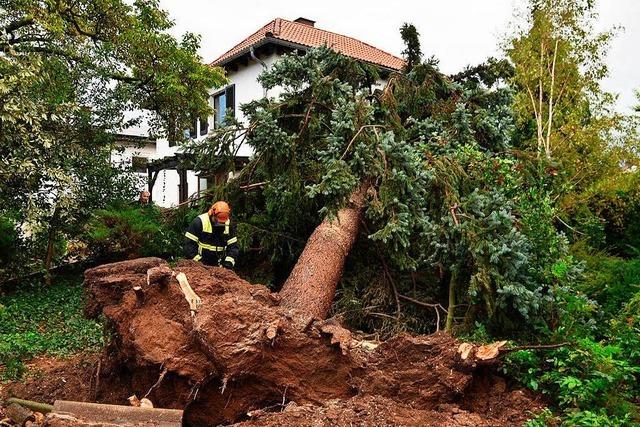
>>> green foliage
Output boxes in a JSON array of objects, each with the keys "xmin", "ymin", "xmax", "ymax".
[
  {"xmin": 0, "ymin": 0, "xmax": 226, "ymax": 280},
  {"xmin": 400, "ymin": 23, "xmax": 422, "ymax": 72},
  {"xmin": 505, "ymin": 253, "xmax": 640, "ymax": 424},
  {"xmin": 570, "ymin": 173, "xmax": 640, "ymax": 257},
  {"xmin": 0, "ymin": 274, "xmax": 104, "ymax": 380},
  {"xmin": 85, "ymin": 204, "xmax": 175, "ymax": 261},
  {"xmin": 0, "ymin": 213, "xmax": 19, "ymax": 270},
  {"xmin": 578, "ymin": 254, "xmax": 640, "ymax": 317}
]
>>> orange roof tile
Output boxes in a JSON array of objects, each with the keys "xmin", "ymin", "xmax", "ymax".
[{"xmin": 211, "ymin": 18, "xmax": 405, "ymax": 71}]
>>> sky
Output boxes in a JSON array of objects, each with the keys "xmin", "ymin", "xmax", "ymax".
[{"xmin": 159, "ymin": 0, "xmax": 639, "ymax": 113}]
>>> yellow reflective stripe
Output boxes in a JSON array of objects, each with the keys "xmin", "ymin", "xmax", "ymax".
[
  {"xmin": 224, "ymin": 220, "xmax": 230, "ymax": 235},
  {"xmin": 193, "ymin": 254, "xmax": 202, "ymax": 261},
  {"xmin": 224, "ymin": 256, "xmax": 235, "ymax": 266},
  {"xmin": 185, "ymin": 232, "xmax": 199, "ymax": 242},
  {"xmin": 198, "ymin": 242, "xmax": 225, "ymax": 252},
  {"xmin": 226, "ymin": 237, "xmax": 237, "ymax": 245},
  {"xmin": 199, "ymin": 213, "xmax": 212, "ymax": 233}
]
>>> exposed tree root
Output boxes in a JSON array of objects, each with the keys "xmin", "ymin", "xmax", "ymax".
[{"xmin": 76, "ymin": 257, "xmax": 546, "ymax": 426}]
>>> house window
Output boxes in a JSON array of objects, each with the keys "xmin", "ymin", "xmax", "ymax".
[
  {"xmin": 187, "ymin": 120, "xmax": 196, "ymax": 139},
  {"xmin": 198, "ymin": 177, "xmax": 208, "ymax": 194},
  {"xmin": 212, "ymin": 84, "xmax": 235, "ymax": 128},
  {"xmin": 131, "ymin": 156, "xmax": 148, "ymax": 173}
]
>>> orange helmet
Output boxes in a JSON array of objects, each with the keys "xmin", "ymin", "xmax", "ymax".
[{"xmin": 208, "ymin": 201, "xmax": 231, "ymax": 223}]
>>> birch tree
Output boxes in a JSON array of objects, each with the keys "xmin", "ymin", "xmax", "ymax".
[{"xmin": 508, "ymin": 0, "xmax": 616, "ymax": 162}]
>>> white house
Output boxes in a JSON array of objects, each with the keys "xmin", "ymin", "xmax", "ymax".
[{"xmin": 118, "ymin": 17, "xmax": 404, "ymax": 207}]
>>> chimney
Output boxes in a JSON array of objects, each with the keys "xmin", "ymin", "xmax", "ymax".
[{"xmin": 294, "ymin": 17, "xmax": 315, "ymax": 27}]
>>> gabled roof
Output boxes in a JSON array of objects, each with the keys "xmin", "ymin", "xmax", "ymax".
[{"xmin": 211, "ymin": 18, "xmax": 405, "ymax": 71}]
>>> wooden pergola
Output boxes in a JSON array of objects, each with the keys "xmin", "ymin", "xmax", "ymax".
[
  {"xmin": 147, "ymin": 154, "xmax": 251, "ymax": 204},
  {"xmin": 147, "ymin": 153, "xmax": 194, "ymax": 204}
]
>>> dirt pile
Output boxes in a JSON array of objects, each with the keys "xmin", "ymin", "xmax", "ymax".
[{"xmin": 79, "ymin": 257, "xmax": 544, "ymax": 426}]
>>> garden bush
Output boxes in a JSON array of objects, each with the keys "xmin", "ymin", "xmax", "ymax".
[{"xmin": 85, "ymin": 203, "xmax": 175, "ymax": 262}]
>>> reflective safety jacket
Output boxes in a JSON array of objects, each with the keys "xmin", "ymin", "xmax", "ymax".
[{"xmin": 184, "ymin": 213, "xmax": 239, "ymax": 267}]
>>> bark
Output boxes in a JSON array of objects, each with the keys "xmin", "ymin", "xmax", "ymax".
[
  {"xmin": 445, "ymin": 270, "xmax": 457, "ymax": 332},
  {"xmin": 44, "ymin": 227, "xmax": 56, "ymax": 286},
  {"xmin": 279, "ymin": 182, "xmax": 370, "ymax": 319}
]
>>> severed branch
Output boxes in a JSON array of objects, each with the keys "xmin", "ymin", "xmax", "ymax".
[
  {"xmin": 501, "ymin": 342, "xmax": 570, "ymax": 355},
  {"xmin": 456, "ymin": 340, "xmax": 571, "ymax": 370},
  {"xmin": 174, "ymin": 272, "xmax": 202, "ymax": 316},
  {"xmin": 239, "ymin": 181, "xmax": 269, "ymax": 191}
]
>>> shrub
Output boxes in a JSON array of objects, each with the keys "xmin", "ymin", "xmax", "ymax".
[
  {"xmin": 504, "ymin": 254, "xmax": 640, "ymax": 424},
  {"xmin": 85, "ymin": 204, "xmax": 174, "ymax": 262}
]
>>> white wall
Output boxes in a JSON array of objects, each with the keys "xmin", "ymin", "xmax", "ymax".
[{"xmin": 112, "ymin": 140, "xmax": 200, "ymax": 208}]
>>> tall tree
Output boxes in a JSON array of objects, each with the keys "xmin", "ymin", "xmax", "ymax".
[
  {"xmin": 507, "ymin": 0, "xmax": 617, "ymax": 166},
  {"xmin": 190, "ymin": 48, "xmax": 567, "ymax": 334},
  {"xmin": 400, "ymin": 23, "xmax": 422, "ymax": 72}
]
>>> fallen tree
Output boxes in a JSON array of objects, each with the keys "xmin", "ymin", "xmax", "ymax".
[
  {"xmin": 81, "ymin": 257, "xmax": 545, "ymax": 426},
  {"xmin": 186, "ymin": 45, "xmax": 560, "ymax": 336}
]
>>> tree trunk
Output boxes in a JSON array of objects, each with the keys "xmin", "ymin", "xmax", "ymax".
[
  {"xmin": 44, "ymin": 226, "xmax": 56, "ymax": 286},
  {"xmin": 445, "ymin": 270, "xmax": 457, "ymax": 332},
  {"xmin": 279, "ymin": 183, "xmax": 369, "ymax": 319}
]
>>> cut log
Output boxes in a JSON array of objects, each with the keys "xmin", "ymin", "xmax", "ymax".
[{"xmin": 279, "ymin": 183, "xmax": 370, "ymax": 319}]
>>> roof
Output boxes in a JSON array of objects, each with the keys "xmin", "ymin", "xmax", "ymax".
[{"xmin": 211, "ymin": 18, "xmax": 405, "ymax": 71}]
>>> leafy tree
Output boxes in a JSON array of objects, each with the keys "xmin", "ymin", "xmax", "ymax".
[
  {"xmin": 0, "ymin": 0, "xmax": 227, "ymax": 280},
  {"xmin": 508, "ymin": 0, "xmax": 615, "ymax": 156},
  {"xmin": 507, "ymin": 0, "xmax": 640, "ymax": 256}
]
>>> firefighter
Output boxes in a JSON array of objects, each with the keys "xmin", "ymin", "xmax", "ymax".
[{"xmin": 184, "ymin": 201, "xmax": 239, "ymax": 269}]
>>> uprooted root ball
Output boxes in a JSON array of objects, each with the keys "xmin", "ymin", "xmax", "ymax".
[{"xmin": 82, "ymin": 257, "xmax": 544, "ymax": 426}]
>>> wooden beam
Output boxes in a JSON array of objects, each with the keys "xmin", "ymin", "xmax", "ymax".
[
  {"xmin": 148, "ymin": 170, "xmax": 160, "ymax": 202},
  {"xmin": 177, "ymin": 168, "xmax": 188, "ymax": 204}
]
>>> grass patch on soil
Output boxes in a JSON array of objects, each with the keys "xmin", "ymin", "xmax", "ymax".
[{"xmin": 0, "ymin": 273, "xmax": 104, "ymax": 380}]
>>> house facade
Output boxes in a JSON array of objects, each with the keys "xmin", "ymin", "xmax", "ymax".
[{"xmin": 118, "ymin": 17, "xmax": 404, "ymax": 207}]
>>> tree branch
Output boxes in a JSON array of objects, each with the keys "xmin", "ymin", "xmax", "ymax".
[
  {"xmin": 545, "ymin": 39, "xmax": 559, "ymax": 158},
  {"xmin": 340, "ymin": 125, "xmax": 386, "ymax": 160},
  {"xmin": 501, "ymin": 341, "xmax": 570, "ymax": 355}
]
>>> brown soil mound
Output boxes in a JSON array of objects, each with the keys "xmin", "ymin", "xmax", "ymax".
[{"xmin": 80, "ymin": 257, "xmax": 544, "ymax": 427}]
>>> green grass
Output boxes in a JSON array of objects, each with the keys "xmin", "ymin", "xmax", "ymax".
[{"xmin": 0, "ymin": 273, "xmax": 104, "ymax": 380}]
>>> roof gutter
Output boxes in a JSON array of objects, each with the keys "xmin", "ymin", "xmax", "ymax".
[{"xmin": 250, "ymin": 46, "xmax": 268, "ymax": 97}]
